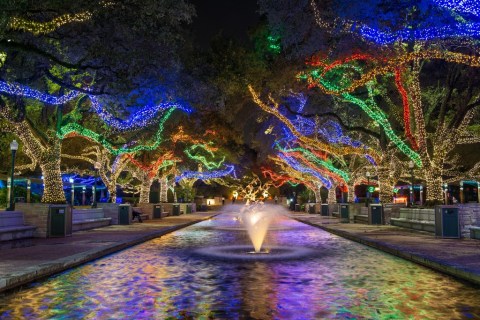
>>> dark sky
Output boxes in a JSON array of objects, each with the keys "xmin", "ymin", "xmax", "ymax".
[{"xmin": 190, "ymin": 0, "xmax": 261, "ymax": 47}]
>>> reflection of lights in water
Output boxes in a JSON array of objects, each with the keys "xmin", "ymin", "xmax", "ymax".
[{"xmin": 1, "ymin": 213, "xmax": 480, "ymax": 319}]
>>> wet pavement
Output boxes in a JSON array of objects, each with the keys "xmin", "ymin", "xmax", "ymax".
[
  {"xmin": 292, "ymin": 213, "xmax": 480, "ymax": 286},
  {"xmin": 0, "ymin": 212, "xmax": 218, "ymax": 293},
  {"xmin": 1, "ymin": 211, "xmax": 480, "ymax": 295}
]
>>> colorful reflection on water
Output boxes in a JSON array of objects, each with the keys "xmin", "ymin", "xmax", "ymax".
[{"xmin": 1, "ymin": 213, "xmax": 480, "ymax": 319}]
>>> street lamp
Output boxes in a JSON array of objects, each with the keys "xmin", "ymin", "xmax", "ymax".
[
  {"xmin": 366, "ymin": 171, "xmax": 370, "ymax": 207},
  {"xmin": 92, "ymin": 162, "xmax": 101, "ymax": 208},
  {"xmin": 7, "ymin": 140, "xmax": 19, "ymax": 211},
  {"xmin": 69, "ymin": 178, "xmax": 75, "ymax": 207},
  {"xmin": 409, "ymin": 161, "xmax": 415, "ymax": 206}
]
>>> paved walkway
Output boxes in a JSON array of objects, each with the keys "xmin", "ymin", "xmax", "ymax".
[
  {"xmin": 292, "ymin": 213, "xmax": 480, "ymax": 286},
  {"xmin": 0, "ymin": 212, "xmax": 218, "ymax": 293}
]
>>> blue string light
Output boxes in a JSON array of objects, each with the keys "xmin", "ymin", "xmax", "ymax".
[
  {"xmin": 358, "ymin": 22, "xmax": 480, "ymax": 45},
  {"xmin": 433, "ymin": 0, "xmax": 480, "ymax": 17},
  {"xmin": 175, "ymin": 165, "xmax": 236, "ymax": 183},
  {"xmin": 0, "ymin": 80, "xmax": 80, "ymax": 104},
  {"xmin": 278, "ymin": 153, "xmax": 332, "ymax": 188},
  {"xmin": 0, "ymin": 80, "xmax": 191, "ymax": 131}
]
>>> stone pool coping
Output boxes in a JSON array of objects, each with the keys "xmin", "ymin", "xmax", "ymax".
[
  {"xmin": 0, "ymin": 212, "xmax": 218, "ymax": 294},
  {"xmin": 292, "ymin": 214, "xmax": 480, "ymax": 287}
]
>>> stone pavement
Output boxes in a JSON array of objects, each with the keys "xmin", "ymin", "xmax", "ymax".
[
  {"xmin": 0, "ymin": 212, "xmax": 218, "ymax": 293},
  {"xmin": 292, "ymin": 213, "xmax": 480, "ymax": 286}
]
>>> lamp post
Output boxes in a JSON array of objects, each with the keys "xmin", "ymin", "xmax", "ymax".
[
  {"xmin": 69, "ymin": 178, "xmax": 75, "ymax": 207},
  {"xmin": 7, "ymin": 140, "xmax": 19, "ymax": 211},
  {"xmin": 366, "ymin": 171, "xmax": 370, "ymax": 207},
  {"xmin": 92, "ymin": 162, "xmax": 101, "ymax": 208},
  {"xmin": 408, "ymin": 161, "xmax": 415, "ymax": 206}
]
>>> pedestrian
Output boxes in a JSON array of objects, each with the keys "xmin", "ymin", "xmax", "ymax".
[{"xmin": 132, "ymin": 205, "xmax": 143, "ymax": 222}]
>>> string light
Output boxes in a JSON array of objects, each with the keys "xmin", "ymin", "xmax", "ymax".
[
  {"xmin": 0, "ymin": 80, "xmax": 80, "ymax": 104},
  {"xmin": 248, "ymin": 85, "xmax": 380, "ymax": 162},
  {"xmin": 275, "ymin": 144, "xmax": 350, "ymax": 182},
  {"xmin": 394, "ymin": 68, "xmax": 419, "ymax": 150},
  {"xmin": 278, "ymin": 153, "xmax": 332, "ymax": 188},
  {"xmin": 175, "ymin": 165, "xmax": 236, "ymax": 183},
  {"xmin": 89, "ymin": 96, "xmax": 191, "ymax": 132},
  {"xmin": 8, "ymin": 12, "xmax": 93, "ymax": 35},
  {"xmin": 310, "ymin": 0, "xmax": 480, "ymax": 45},
  {"xmin": 184, "ymin": 144, "xmax": 225, "ymax": 170},
  {"xmin": 0, "ymin": 80, "xmax": 190, "ymax": 131},
  {"xmin": 58, "ymin": 108, "xmax": 176, "ymax": 155},
  {"xmin": 433, "ymin": 0, "xmax": 480, "ymax": 17}
]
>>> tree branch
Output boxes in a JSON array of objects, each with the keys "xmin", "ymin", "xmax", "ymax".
[
  {"xmin": 0, "ymin": 39, "xmax": 101, "ymax": 71},
  {"xmin": 282, "ymin": 103, "xmax": 381, "ymax": 140}
]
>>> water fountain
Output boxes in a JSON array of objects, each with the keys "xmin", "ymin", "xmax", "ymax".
[{"xmin": 195, "ymin": 202, "xmax": 316, "ymax": 260}]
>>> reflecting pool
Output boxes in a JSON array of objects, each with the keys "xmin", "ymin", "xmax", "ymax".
[{"xmin": 1, "ymin": 212, "xmax": 480, "ymax": 319}]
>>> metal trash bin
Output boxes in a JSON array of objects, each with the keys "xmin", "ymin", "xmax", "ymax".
[
  {"xmin": 295, "ymin": 204, "xmax": 301, "ymax": 212},
  {"xmin": 153, "ymin": 205, "xmax": 162, "ymax": 219},
  {"xmin": 321, "ymin": 204, "xmax": 329, "ymax": 216},
  {"xmin": 435, "ymin": 206, "xmax": 460, "ymax": 238},
  {"xmin": 340, "ymin": 204, "xmax": 350, "ymax": 223},
  {"xmin": 308, "ymin": 204, "xmax": 316, "ymax": 214},
  {"xmin": 48, "ymin": 204, "xmax": 72, "ymax": 237},
  {"xmin": 173, "ymin": 204, "xmax": 180, "ymax": 216},
  {"xmin": 186, "ymin": 204, "xmax": 192, "ymax": 214},
  {"xmin": 369, "ymin": 204, "xmax": 383, "ymax": 225},
  {"xmin": 118, "ymin": 204, "xmax": 131, "ymax": 225}
]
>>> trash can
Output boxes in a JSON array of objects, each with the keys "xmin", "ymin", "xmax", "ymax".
[
  {"xmin": 118, "ymin": 204, "xmax": 131, "ymax": 225},
  {"xmin": 340, "ymin": 204, "xmax": 349, "ymax": 223},
  {"xmin": 369, "ymin": 204, "xmax": 383, "ymax": 225},
  {"xmin": 186, "ymin": 204, "xmax": 192, "ymax": 214},
  {"xmin": 173, "ymin": 204, "xmax": 180, "ymax": 216},
  {"xmin": 295, "ymin": 204, "xmax": 301, "ymax": 212},
  {"xmin": 153, "ymin": 205, "xmax": 162, "ymax": 219},
  {"xmin": 321, "ymin": 204, "xmax": 329, "ymax": 216},
  {"xmin": 48, "ymin": 204, "xmax": 72, "ymax": 237},
  {"xmin": 308, "ymin": 204, "xmax": 316, "ymax": 214},
  {"xmin": 435, "ymin": 206, "xmax": 460, "ymax": 238}
]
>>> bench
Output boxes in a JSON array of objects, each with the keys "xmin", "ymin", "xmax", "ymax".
[
  {"xmin": 354, "ymin": 207, "xmax": 369, "ymax": 224},
  {"xmin": 390, "ymin": 208, "xmax": 435, "ymax": 233},
  {"xmin": 0, "ymin": 211, "xmax": 36, "ymax": 241},
  {"xmin": 132, "ymin": 207, "xmax": 149, "ymax": 222},
  {"xmin": 72, "ymin": 208, "xmax": 111, "ymax": 231},
  {"xmin": 470, "ymin": 226, "xmax": 480, "ymax": 240}
]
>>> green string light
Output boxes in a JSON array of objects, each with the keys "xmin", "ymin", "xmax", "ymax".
[{"xmin": 57, "ymin": 108, "xmax": 176, "ymax": 155}]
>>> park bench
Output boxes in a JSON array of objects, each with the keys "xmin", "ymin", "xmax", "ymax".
[
  {"xmin": 354, "ymin": 207, "xmax": 369, "ymax": 224},
  {"xmin": 72, "ymin": 208, "xmax": 111, "ymax": 231},
  {"xmin": 132, "ymin": 207, "xmax": 149, "ymax": 222},
  {"xmin": 470, "ymin": 226, "xmax": 480, "ymax": 240},
  {"xmin": 0, "ymin": 211, "xmax": 36, "ymax": 241},
  {"xmin": 390, "ymin": 208, "xmax": 435, "ymax": 233}
]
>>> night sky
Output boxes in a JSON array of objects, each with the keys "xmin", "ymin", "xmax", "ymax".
[{"xmin": 190, "ymin": 0, "xmax": 261, "ymax": 47}]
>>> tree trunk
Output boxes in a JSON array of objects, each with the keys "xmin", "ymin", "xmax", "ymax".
[
  {"xmin": 139, "ymin": 175, "xmax": 153, "ymax": 204},
  {"xmin": 327, "ymin": 186, "xmax": 337, "ymax": 204},
  {"xmin": 377, "ymin": 166, "xmax": 394, "ymax": 204},
  {"xmin": 159, "ymin": 177, "xmax": 168, "ymax": 202},
  {"xmin": 40, "ymin": 146, "xmax": 66, "ymax": 203},
  {"xmin": 347, "ymin": 183, "xmax": 355, "ymax": 202},
  {"xmin": 314, "ymin": 185, "xmax": 322, "ymax": 203},
  {"xmin": 424, "ymin": 170, "xmax": 444, "ymax": 205},
  {"xmin": 106, "ymin": 181, "xmax": 117, "ymax": 203}
]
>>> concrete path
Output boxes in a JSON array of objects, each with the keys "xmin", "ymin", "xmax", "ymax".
[
  {"xmin": 292, "ymin": 213, "xmax": 480, "ymax": 286},
  {"xmin": 0, "ymin": 212, "xmax": 217, "ymax": 293}
]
